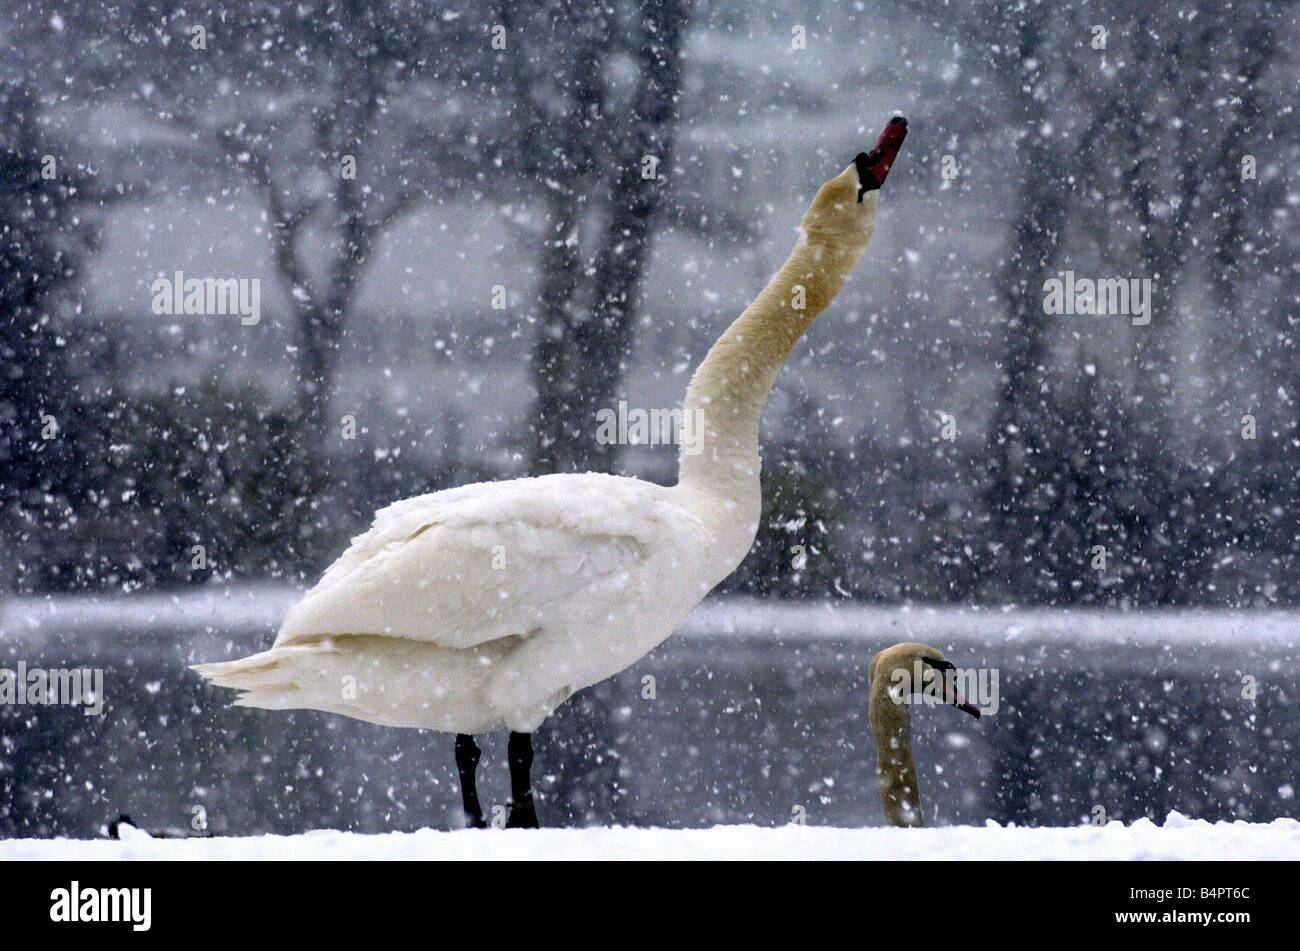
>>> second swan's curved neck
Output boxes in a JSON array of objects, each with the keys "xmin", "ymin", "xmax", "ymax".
[
  {"xmin": 869, "ymin": 673, "xmax": 923, "ymax": 827},
  {"xmin": 676, "ymin": 213, "xmax": 873, "ymax": 498}
]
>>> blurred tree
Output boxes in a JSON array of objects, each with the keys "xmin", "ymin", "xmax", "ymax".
[
  {"xmin": 973, "ymin": 0, "xmax": 1289, "ymax": 604},
  {"xmin": 29, "ymin": 0, "xmax": 689, "ymax": 484},
  {"xmin": 28, "ymin": 1, "xmax": 492, "ymax": 465},
  {"xmin": 507, "ymin": 0, "xmax": 691, "ymax": 475},
  {"xmin": 0, "ymin": 81, "xmax": 81, "ymax": 523}
]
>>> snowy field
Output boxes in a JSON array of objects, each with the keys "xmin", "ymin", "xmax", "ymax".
[{"xmin": 4, "ymin": 814, "xmax": 1299, "ymax": 861}]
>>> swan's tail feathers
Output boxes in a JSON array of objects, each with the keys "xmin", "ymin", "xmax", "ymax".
[
  {"xmin": 190, "ymin": 643, "xmax": 339, "ymax": 710},
  {"xmin": 191, "ymin": 638, "xmax": 493, "ymax": 731}
]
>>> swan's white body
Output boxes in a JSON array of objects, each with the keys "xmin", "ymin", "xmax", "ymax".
[
  {"xmin": 195, "ymin": 151, "xmax": 885, "ymax": 735},
  {"xmin": 200, "ymin": 474, "xmax": 752, "ymax": 732}
]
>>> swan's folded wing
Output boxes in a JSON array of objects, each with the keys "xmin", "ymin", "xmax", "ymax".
[{"xmin": 274, "ymin": 475, "xmax": 675, "ymax": 650}]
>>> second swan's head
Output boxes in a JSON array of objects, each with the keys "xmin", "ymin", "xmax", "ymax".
[
  {"xmin": 802, "ymin": 115, "xmax": 907, "ymax": 241},
  {"xmin": 868, "ymin": 641, "xmax": 981, "ymax": 718}
]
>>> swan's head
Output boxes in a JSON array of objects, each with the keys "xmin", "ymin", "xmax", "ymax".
[
  {"xmin": 868, "ymin": 641, "xmax": 981, "ymax": 718},
  {"xmin": 801, "ymin": 116, "xmax": 907, "ymax": 241}
]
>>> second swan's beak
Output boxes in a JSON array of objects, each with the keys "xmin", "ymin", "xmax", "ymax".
[
  {"xmin": 855, "ymin": 115, "xmax": 908, "ymax": 199},
  {"xmin": 920, "ymin": 652, "xmax": 981, "ymax": 718},
  {"xmin": 943, "ymin": 668, "xmax": 981, "ymax": 719},
  {"xmin": 953, "ymin": 694, "xmax": 981, "ymax": 719}
]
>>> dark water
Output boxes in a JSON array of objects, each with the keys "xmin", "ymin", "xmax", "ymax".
[{"xmin": 2, "ymin": 616, "xmax": 1297, "ymax": 838}]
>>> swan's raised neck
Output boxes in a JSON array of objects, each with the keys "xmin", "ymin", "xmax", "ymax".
[
  {"xmin": 675, "ymin": 118, "xmax": 907, "ymax": 505},
  {"xmin": 676, "ymin": 152, "xmax": 903, "ymax": 507},
  {"xmin": 676, "ymin": 212, "xmax": 872, "ymax": 502}
]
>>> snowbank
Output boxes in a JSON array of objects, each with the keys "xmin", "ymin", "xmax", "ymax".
[{"xmin": 5, "ymin": 815, "xmax": 1299, "ymax": 861}]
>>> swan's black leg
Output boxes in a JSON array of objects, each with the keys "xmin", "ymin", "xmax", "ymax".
[
  {"xmin": 454, "ymin": 733, "xmax": 487, "ymax": 829},
  {"xmin": 506, "ymin": 731, "xmax": 539, "ymax": 828}
]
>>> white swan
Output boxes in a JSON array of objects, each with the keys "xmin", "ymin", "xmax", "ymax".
[
  {"xmin": 868, "ymin": 642, "xmax": 980, "ymax": 827},
  {"xmin": 194, "ymin": 116, "xmax": 909, "ymax": 828}
]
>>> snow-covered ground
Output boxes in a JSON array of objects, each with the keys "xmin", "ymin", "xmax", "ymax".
[{"xmin": 4, "ymin": 814, "xmax": 1299, "ymax": 861}]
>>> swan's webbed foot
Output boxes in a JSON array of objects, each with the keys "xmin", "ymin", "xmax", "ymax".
[
  {"xmin": 505, "ymin": 731, "xmax": 540, "ymax": 828},
  {"xmin": 454, "ymin": 733, "xmax": 488, "ymax": 829}
]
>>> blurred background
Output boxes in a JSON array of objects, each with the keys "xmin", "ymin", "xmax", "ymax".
[
  {"xmin": 2, "ymin": 0, "xmax": 1298, "ymax": 605},
  {"xmin": 1, "ymin": 0, "xmax": 1298, "ymax": 836}
]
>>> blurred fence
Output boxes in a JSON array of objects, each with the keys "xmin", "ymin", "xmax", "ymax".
[{"xmin": 1, "ymin": 590, "xmax": 1297, "ymax": 837}]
